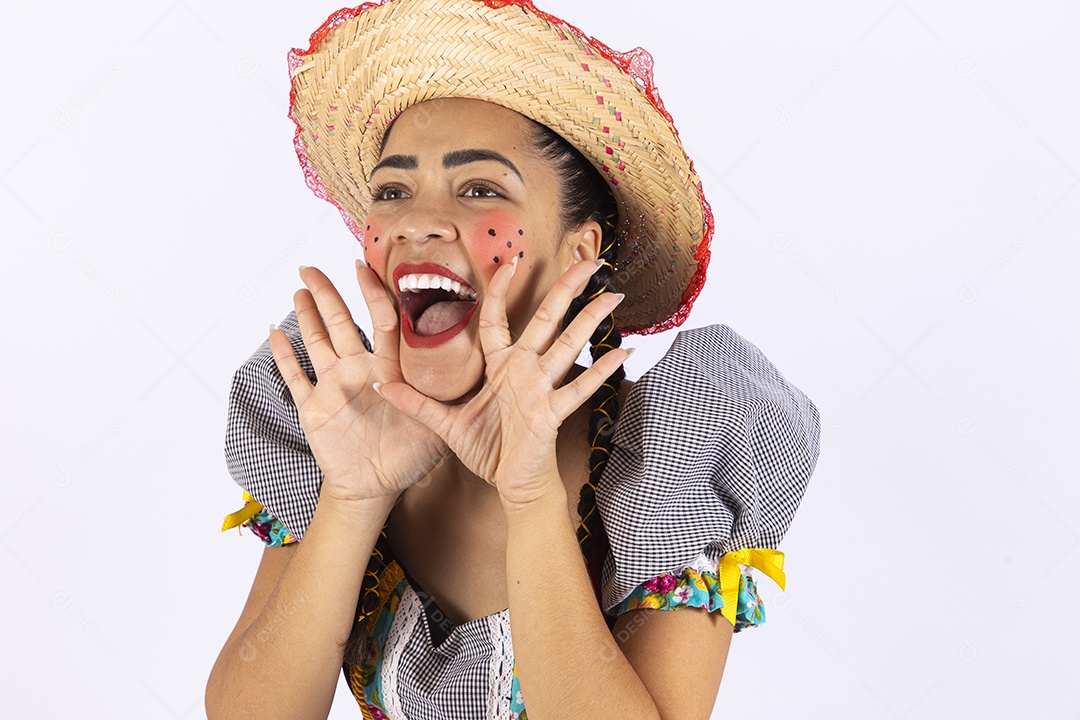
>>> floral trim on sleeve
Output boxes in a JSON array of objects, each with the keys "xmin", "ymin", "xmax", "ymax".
[
  {"xmin": 242, "ymin": 506, "xmax": 298, "ymax": 547},
  {"xmin": 610, "ymin": 558, "xmax": 766, "ymax": 632}
]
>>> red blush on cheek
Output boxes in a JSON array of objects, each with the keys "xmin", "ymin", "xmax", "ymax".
[
  {"xmin": 362, "ymin": 221, "xmax": 388, "ymax": 274},
  {"xmin": 468, "ymin": 211, "xmax": 527, "ymax": 280}
]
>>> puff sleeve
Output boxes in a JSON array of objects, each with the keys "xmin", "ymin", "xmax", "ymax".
[
  {"xmin": 220, "ymin": 310, "xmax": 348, "ymax": 542},
  {"xmin": 595, "ymin": 324, "xmax": 820, "ymax": 628}
]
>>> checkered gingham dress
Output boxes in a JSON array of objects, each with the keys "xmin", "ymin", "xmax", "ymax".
[{"xmin": 224, "ymin": 311, "xmax": 820, "ymax": 719}]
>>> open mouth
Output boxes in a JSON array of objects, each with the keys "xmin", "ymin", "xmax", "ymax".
[
  {"xmin": 391, "ymin": 263, "xmax": 480, "ymax": 348},
  {"xmin": 398, "ymin": 272, "xmax": 479, "ymax": 336}
]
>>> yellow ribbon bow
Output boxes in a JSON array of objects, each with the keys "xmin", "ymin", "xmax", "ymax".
[
  {"xmin": 221, "ymin": 490, "xmax": 264, "ymax": 533},
  {"xmin": 718, "ymin": 548, "xmax": 786, "ymax": 626}
]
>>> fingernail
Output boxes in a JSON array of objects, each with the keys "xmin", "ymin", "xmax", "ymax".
[
  {"xmin": 298, "ymin": 265, "xmax": 308, "ymax": 272},
  {"xmin": 269, "ymin": 323, "xmax": 277, "ymax": 334},
  {"xmin": 624, "ymin": 347, "xmax": 636, "ymax": 358},
  {"xmin": 613, "ymin": 292, "xmax": 626, "ymax": 303},
  {"xmin": 372, "ymin": 382, "xmax": 383, "ymax": 396},
  {"xmin": 355, "ymin": 258, "xmax": 365, "ymax": 269}
]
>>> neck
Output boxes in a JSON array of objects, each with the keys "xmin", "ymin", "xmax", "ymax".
[{"xmin": 441, "ymin": 454, "xmax": 499, "ymax": 507}]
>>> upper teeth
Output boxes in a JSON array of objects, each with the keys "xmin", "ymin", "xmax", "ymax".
[{"xmin": 397, "ymin": 273, "xmax": 476, "ymax": 300}]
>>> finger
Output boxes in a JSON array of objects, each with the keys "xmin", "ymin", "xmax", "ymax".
[
  {"xmin": 476, "ymin": 256, "xmax": 517, "ymax": 354},
  {"xmin": 517, "ymin": 259, "xmax": 603, "ymax": 354},
  {"xmin": 268, "ymin": 324, "xmax": 314, "ymax": 407},
  {"xmin": 292, "ymin": 286, "xmax": 340, "ymax": 375},
  {"xmin": 299, "ymin": 266, "xmax": 367, "ymax": 358},
  {"xmin": 355, "ymin": 260, "xmax": 400, "ymax": 365},
  {"xmin": 551, "ymin": 347, "xmax": 634, "ymax": 421},
  {"xmin": 373, "ymin": 381, "xmax": 454, "ymax": 440},
  {"xmin": 540, "ymin": 290, "xmax": 625, "ymax": 381}
]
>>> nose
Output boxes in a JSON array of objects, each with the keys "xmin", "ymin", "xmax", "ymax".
[{"xmin": 390, "ymin": 193, "xmax": 458, "ymax": 246}]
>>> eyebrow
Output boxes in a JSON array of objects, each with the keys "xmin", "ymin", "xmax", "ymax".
[
  {"xmin": 442, "ymin": 149, "xmax": 523, "ymax": 182},
  {"xmin": 369, "ymin": 154, "xmax": 418, "ymax": 178},
  {"xmin": 369, "ymin": 149, "xmax": 523, "ymax": 183}
]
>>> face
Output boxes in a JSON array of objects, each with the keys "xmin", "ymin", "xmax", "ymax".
[{"xmin": 362, "ymin": 98, "xmax": 601, "ymax": 402}]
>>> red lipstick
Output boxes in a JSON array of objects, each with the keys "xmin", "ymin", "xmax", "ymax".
[{"xmin": 394, "ymin": 262, "xmax": 479, "ymax": 349}]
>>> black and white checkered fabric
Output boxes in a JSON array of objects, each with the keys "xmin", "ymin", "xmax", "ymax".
[
  {"xmin": 225, "ymin": 312, "xmax": 820, "ymax": 616},
  {"xmin": 224, "ymin": 311, "xmax": 325, "ymax": 540},
  {"xmin": 594, "ymin": 324, "xmax": 820, "ymax": 614},
  {"xmin": 376, "ymin": 584, "xmax": 518, "ymax": 718}
]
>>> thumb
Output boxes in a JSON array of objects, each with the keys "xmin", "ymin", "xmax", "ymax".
[{"xmin": 374, "ymin": 381, "xmax": 453, "ymax": 438}]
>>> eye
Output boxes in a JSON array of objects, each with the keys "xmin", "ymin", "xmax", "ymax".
[
  {"xmin": 372, "ymin": 184, "xmax": 409, "ymax": 201},
  {"xmin": 462, "ymin": 182, "xmax": 500, "ymax": 199}
]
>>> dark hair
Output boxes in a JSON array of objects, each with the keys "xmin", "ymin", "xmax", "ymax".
[
  {"xmin": 527, "ymin": 119, "xmax": 625, "ymax": 572},
  {"xmin": 342, "ymin": 115, "xmax": 625, "ymax": 673}
]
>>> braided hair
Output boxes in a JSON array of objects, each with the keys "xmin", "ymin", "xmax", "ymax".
[
  {"xmin": 529, "ymin": 120, "xmax": 625, "ymax": 572},
  {"xmin": 342, "ymin": 117, "xmax": 624, "ymax": 669}
]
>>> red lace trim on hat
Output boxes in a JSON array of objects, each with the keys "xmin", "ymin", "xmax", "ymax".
[
  {"xmin": 286, "ymin": 2, "xmax": 394, "ymax": 246},
  {"xmin": 642, "ymin": 184, "xmax": 712, "ymax": 336},
  {"xmin": 285, "ymin": 0, "xmax": 712, "ymax": 335}
]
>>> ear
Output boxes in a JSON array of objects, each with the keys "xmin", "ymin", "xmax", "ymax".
[{"xmin": 559, "ymin": 220, "xmax": 603, "ymax": 271}]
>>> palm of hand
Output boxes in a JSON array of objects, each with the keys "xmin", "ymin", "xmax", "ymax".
[
  {"xmin": 436, "ymin": 348, "xmax": 564, "ymax": 499},
  {"xmin": 378, "ymin": 257, "xmax": 629, "ymax": 508},
  {"xmin": 269, "ymin": 263, "xmax": 449, "ymax": 503},
  {"xmin": 316, "ymin": 370, "xmax": 447, "ymax": 495}
]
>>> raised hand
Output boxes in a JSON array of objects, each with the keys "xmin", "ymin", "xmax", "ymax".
[
  {"xmin": 375, "ymin": 257, "xmax": 631, "ymax": 509},
  {"xmin": 269, "ymin": 263, "xmax": 449, "ymax": 504}
]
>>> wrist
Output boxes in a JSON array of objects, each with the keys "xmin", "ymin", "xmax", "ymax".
[
  {"xmin": 293, "ymin": 489, "xmax": 400, "ymax": 568},
  {"xmin": 500, "ymin": 475, "xmax": 569, "ymax": 525},
  {"xmin": 319, "ymin": 469, "xmax": 403, "ymax": 505},
  {"xmin": 317, "ymin": 485, "xmax": 399, "ymax": 526}
]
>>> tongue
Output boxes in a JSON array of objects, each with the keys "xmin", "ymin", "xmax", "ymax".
[{"xmin": 415, "ymin": 300, "xmax": 474, "ymax": 336}]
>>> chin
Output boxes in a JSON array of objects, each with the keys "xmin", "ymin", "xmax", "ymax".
[{"xmin": 399, "ymin": 338, "xmax": 485, "ymax": 403}]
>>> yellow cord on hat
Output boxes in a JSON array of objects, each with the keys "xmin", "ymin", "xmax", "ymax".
[
  {"xmin": 221, "ymin": 490, "xmax": 264, "ymax": 534},
  {"xmin": 718, "ymin": 548, "xmax": 786, "ymax": 627}
]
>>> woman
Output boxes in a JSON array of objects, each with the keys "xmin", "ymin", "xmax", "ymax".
[{"xmin": 207, "ymin": 1, "xmax": 820, "ymax": 718}]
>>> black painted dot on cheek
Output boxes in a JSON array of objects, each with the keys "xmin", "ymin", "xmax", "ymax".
[
  {"xmin": 506, "ymin": 241, "xmax": 512, "ymax": 248},
  {"xmin": 493, "ymin": 256, "xmax": 500, "ymax": 263},
  {"xmin": 518, "ymin": 251, "xmax": 524, "ymax": 258},
  {"xmin": 373, "ymin": 237, "xmax": 379, "ymax": 243},
  {"xmin": 517, "ymin": 229, "xmax": 523, "ymax": 235},
  {"xmin": 488, "ymin": 228, "xmax": 496, "ymax": 237}
]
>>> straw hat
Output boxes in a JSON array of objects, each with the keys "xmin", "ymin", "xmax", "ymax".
[{"xmin": 288, "ymin": 0, "xmax": 713, "ymax": 335}]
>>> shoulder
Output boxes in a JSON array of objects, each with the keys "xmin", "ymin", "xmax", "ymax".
[
  {"xmin": 610, "ymin": 324, "xmax": 819, "ymax": 467},
  {"xmin": 624, "ymin": 323, "xmax": 817, "ymax": 426},
  {"xmin": 595, "ymin": 324, "xmax": 820, "ymax": 615},
  {"xmin": 224, "ymin": 311, "xmax": 324, "ymax": 541}
]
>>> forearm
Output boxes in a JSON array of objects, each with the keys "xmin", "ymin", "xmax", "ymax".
[
  {"xmin": 206, "ymin": 487, "xmax": 396, "ymax": 719},
  {"xmin": 503, "ymin": 481, "xmax": 660, "ymax": 720}
]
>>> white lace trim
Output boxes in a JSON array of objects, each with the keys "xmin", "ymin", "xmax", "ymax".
[
  {"xmin": 686, "ymin": 551, "xmax": 720, "ymax": 575},
  {"xmin": 381, "ymin": 585, "xmax": 424, "ymax": 720},
  {"xmin": 485, "ymin": 609, "xmax": 515, "ymax": 718}
]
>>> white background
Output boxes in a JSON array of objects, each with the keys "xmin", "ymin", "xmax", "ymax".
[{"xmin": 2, "ymin": 0, "xmax": 1077, "ymax": 717}]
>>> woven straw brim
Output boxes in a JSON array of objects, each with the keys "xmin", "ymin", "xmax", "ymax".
[{"xmin": 289, "ymin": 0, "xmax": 709, "ymax": 334}]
